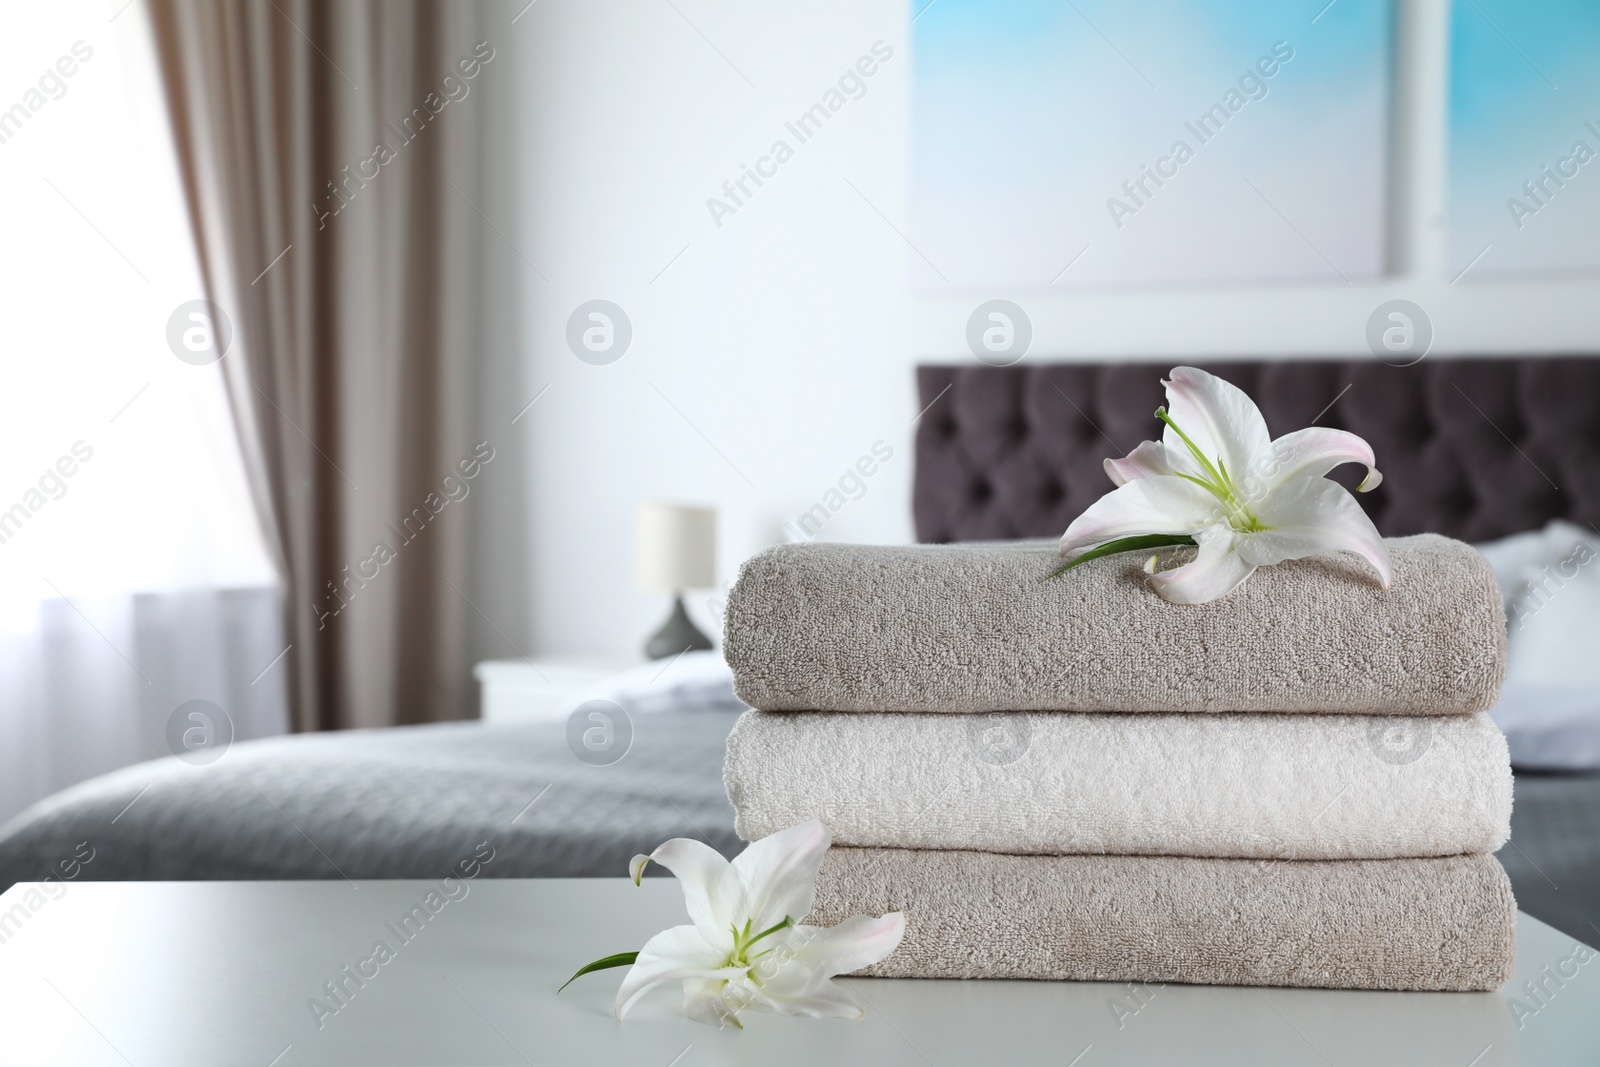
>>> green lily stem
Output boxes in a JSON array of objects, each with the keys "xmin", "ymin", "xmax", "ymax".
[
  {"xmin": 1042, "ymin": 534, "xmax": 1197, "ymax": 581},
  {"xmin": 557, "ymin": 951, "xmax": 639, "ymax": 993}
]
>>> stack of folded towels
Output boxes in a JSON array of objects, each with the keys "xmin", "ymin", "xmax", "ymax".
[{"xmin": 721, "ymin": 534, "xmax": 1516, "ymax": 991}]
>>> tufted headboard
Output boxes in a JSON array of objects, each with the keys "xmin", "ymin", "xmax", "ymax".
[{"xmin": 913, "ymin": 358, "xmax": 1600, "ymax": 544}]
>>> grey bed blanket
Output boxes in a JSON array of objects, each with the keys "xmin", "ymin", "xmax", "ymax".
[{"xmin": 0, "ymin": 706, "xmax": 742, "ymax": 892}]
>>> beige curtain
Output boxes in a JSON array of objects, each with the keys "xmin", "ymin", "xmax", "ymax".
[{"xmin": 147, "ymin": 1, "xmax": 489, "ymax": 731}]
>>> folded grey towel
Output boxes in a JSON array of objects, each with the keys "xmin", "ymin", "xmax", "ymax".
[
  {"xmin": 724, "ymin": 534, "xmax": 1506, "ymax": 714},
  {"xmin": 725, "ymin": 709, "xmax": 1511, "ymax": 859},
  {"xmin": 810, "ymin": 848, "xmax": 1516, "ymax": 992}
]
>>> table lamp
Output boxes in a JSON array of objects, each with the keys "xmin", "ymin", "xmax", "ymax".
[{"xmin": 636, "ymin": 502, "xmax": 717, "ymax": 659}]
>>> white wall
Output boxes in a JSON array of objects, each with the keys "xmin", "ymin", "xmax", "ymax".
[{"xmin": 492, "ymin": 0, "xmax": 1600, "ymax": 657}]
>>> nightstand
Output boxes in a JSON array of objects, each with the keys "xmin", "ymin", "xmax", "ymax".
[{"xmin": 473, "ymin": 655, "xmax": 643, "ymax": 723}]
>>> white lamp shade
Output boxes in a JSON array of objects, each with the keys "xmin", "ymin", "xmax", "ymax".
[{"xmin": 635, "ymin": 503, "xmax": 716, "ymax": 591}]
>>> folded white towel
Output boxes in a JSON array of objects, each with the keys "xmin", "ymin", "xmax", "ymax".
[{"xmin": 725, "ymin": 710, "xmax": 1511, "ymax": 860}]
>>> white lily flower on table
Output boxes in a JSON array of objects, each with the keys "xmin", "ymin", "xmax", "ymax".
[
  {"xmin": 1054, "ymin": 366, "xmax": 1391, "ymax": 604},
  {"xmin": 560, "ymin": 820, "xmax": 905, "ymax": 1028}
]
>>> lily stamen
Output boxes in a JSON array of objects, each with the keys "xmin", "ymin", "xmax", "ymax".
[
  {"xmin": 1155, "ymin": 406, "xmax": 1226, "ymax": 490},
  {"xmin": 744, "ymin": 916, "xmax": 795, "ymax": 951},
  {"xmin": 1157, "ymin": 407, "xmax": 1265, "ymax": 533}
]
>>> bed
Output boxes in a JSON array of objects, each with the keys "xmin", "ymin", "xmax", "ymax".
[
  {"xmin": 0, "ymin": 669, "xmax": 746, "ymax": 886},
  {"xmin": 2, "ymin": 357, "xmax": 1597, "ymax": 945}
]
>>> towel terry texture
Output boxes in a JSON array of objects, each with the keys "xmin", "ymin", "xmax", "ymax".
[
  {"xmin": 725, "ymin": 709, "xmax": 1512, "ymax": 859},
  {"xmin": 723, "ymin": 534, "xmax": 1506, "ymax": 715},
  {"xmin": 810, "ymin": 848, "xmax": 1517, "ymax": 991}
]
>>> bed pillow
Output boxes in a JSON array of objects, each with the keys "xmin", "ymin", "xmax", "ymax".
[
  {"xmin": 574, "ymin": 650, "xmax": 745, "ymax": 716},
  {"xmin": 1477, "ymin": 520, "xmax": 1600, "ymax": 769}
]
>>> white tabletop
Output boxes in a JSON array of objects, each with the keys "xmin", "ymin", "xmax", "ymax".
[{"xmin": 0, "ymin": 878, "xmax": 1595, "ymax": 1066}]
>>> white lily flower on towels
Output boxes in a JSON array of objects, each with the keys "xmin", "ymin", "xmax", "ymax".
[
  {"xmin": 560, "ymin": 820, "xmax": 904, "ymax": 1028},
  {"xmin": 1054, "ymin": 366, "xmax": 1391, "ymax": 604}
]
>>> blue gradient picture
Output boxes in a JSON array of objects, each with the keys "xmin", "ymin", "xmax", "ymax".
[
  {"xmin": 909, "ymin": 0, "xmax": 1391, "ymax": 289},
  {"xmin": 1449, "ymin": 0, "xmax": 1600, "ymax": 279}
]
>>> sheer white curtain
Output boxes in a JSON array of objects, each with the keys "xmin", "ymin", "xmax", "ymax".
[{"xmin": 0, "ymin": 1, "xmax": 285, "ymax": 824}]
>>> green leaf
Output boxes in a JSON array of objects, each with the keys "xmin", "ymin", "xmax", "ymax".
[
  {"xmin": 557, "ymin": 951, "xmax": 639, "ymax": 993},
  {"xmin": 1041, "ymin": 535, "xmax": 1197, "ymax": 581}
]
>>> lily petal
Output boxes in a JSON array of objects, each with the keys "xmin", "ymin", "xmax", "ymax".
[
  {"xmin": 636, "ymin": 838, "xmax": 739, "ymax": 947},
  {"xmin": 1104, "ymin": 440, "xmax": 1178, "ymax": 486},
  {"xmin": 1239, "ymin": 477, "xmax": 1392, "ymax": 587},
  {"xmin": 729, "ymin": 820, "xmax": 832, "ymax": 932},
  {"xmin": 1162, "ymin": 367, "xmax": 1273, "ymax": 490},
  {"xmin": 614, "ymin": 925, "xmax": 745, "ymax": 1019},
  {"xmin": 735, "ymin": 915, "xmax": 906, "ymax": 1019},
  {"xmin": 1261, "ymin": 427, "xmax": 1383, "ymax": 499},
  {"xmin": 782, "ymin": 914, "xmax": 907, "ymax": 977},
  {"xmin": 683, "ymin": 977, "xmax": 741, "ymax": 1028},
  {"xmin": 732, "ymin": 977, "xmax": 868, "ymax": 1020},
  {"xmin": 1059, "ymin": 475, "xmax": 1222, "ymax": 557},
  {"xmin": 1147, "ymin": 523, "xmax": 1258, "ymax": 604}
]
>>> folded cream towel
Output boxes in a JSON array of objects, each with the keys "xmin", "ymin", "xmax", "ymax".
[
  {"xmin": 725, "ymin": 709, "xmax": 1512, "ymax": 859},
  {"xmin": 724, "ymin": 534, "xmax": 1506, "ymax": 714},
  {"xmin": 810, "ymin": 848, "xmax": 1516, "ymax": 991}
]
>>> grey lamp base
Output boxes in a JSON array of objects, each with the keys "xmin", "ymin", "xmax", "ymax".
[{"xmin": 644, "ymin": 592, "xmax": 714, "ymax": 659}]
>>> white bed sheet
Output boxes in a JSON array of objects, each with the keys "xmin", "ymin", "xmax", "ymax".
[{"xmin": 1478, "ymin": 520, "xmax": 1600, "ymax": 770}]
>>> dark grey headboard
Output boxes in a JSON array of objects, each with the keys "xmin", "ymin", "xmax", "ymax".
[{"xmin": 913, "ymin": 358, "xmax": 1600, "ymax": 544}]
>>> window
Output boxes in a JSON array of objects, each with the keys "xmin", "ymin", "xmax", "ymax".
[{"xmin": 0, "ymin": 1, "xmax": 283, "ymax": 822}]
